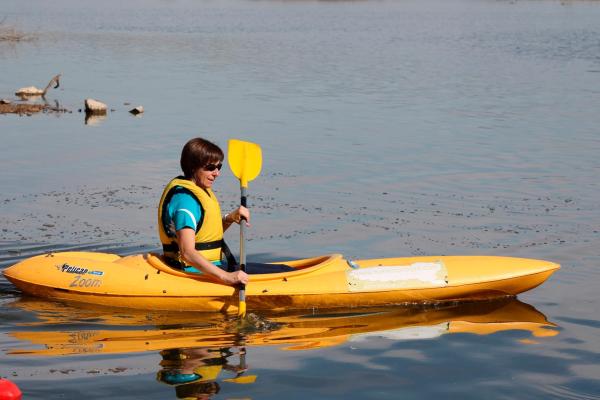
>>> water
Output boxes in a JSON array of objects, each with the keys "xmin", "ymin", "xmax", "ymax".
[{"xmin": 1, "ymin": 0, "xmax": 599, "ymax": 398}]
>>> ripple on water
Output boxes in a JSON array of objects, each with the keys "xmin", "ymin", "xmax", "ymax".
[{"xmin": 538, "ymin": 383, "xmax": 600, "ymax": 400}]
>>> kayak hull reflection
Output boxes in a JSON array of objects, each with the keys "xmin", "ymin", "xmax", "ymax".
[{"xmin": 7, "ymin": 298, "xmax": 558, "ymax": 356}]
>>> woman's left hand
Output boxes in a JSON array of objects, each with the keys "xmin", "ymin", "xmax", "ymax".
[{"xmin": 227, "ymin": 206, "xmax": 250, "ymax": 226}]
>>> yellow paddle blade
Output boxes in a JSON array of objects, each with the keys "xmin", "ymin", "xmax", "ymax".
[
  {"xmin": 238, "ymin": 300, "xmax": 247, "ymax": 318},
  {"xmin": 223, "ymin": 375, "xmax": 257, "ymax": 384},
  {"xmin": 228, "ymin": 139, "xmax": 262, "ymax": 188}
]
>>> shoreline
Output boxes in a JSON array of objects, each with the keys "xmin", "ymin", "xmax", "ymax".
[{"xmin": 0, "ymin": 102, "xmax": 69, "ymax": 116}]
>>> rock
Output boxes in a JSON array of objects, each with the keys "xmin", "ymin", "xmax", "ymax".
[
  {"xmin": 84, "ymin": 98, "xmax": 107, "ymax": 114},
  {"xmin": 0, "ymin": 99, "xmax": 11, "ymax": 105},
  {"xmin": 15, "ymin": 86, "xmax": 44, "ymax": 96},
  {"xmin": 129, "ymin": 106, "xmax": 144, "ymax": 115}
]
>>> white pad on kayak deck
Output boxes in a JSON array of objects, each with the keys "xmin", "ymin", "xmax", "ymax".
[{"xmin": 346, "ymin": 261, "xmax": 448, "ymax": 292}]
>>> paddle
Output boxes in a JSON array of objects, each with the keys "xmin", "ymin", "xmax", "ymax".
[
  {"xmin": 223, "ymin": 347, "xmax": 256, "ymax": 384},
  {"xmin": 227, "ymin": 139, "xmax": 263, "ymax": 317},
  {"xmin": 224, "ymin": 375, "xmax": 257, "ymax": 384}
]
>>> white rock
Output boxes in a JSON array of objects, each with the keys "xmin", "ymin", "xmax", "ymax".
[
  {"xmin": 84, "ymin": 98, "xmax": 107, "ymax": 114},
  {"xmin": 15, "ymin": 86, "xmax": 44, "ymax": 96}
]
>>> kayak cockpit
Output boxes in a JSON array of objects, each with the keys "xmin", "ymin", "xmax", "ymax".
[{"xmin": 145, "ymin": 253, "xmax": 345, "ymax": 280}]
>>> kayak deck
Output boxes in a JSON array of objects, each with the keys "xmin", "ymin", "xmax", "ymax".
[{"xmin": 3, "ymin": 251, "xmax": 559, "ymax": 312}]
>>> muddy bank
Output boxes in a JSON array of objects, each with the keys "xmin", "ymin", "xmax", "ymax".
[
  {"xmin": 0, "ymin": 20, "xmax": 36, "ymax": 43},
  {"xmin": 0, "ymin": 102, "xmax": 69, "ymax": 116}
]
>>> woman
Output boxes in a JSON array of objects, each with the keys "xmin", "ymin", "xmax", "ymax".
[{"xmin": 158, "ymin": 137, "xmax": 292, "ymax": 286}]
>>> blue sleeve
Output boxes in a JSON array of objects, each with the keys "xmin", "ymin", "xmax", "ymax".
[{"xmin": 169, "ymin": 192, "xmax": 202, "ymax": 232}]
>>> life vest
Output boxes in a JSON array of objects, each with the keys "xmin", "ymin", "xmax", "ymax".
[{"xmin": 158, "ymin": 177, "xmax": 224, "ymax": 265}]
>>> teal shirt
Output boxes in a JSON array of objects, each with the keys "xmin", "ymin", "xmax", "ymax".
[{"xmin": 164, "ymin": 189, "xmax": 202, "ymax": 234}]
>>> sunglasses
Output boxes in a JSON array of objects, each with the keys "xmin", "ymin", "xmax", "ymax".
[{"xmin": 203, "ymin": 162, "xmax": 223, "ymax": 172}]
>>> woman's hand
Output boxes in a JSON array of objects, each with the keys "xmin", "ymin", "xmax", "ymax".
[
  {"xmin": 177, "ymin": 228, "xmax": 249, "ymax": 286},
  {"xmin": 225, "ymin": 270, "xmax": 249, "ymax": 285},
  {"xmin": 224, "ymin": 206, "xmax": 250, "ymax": 227}
]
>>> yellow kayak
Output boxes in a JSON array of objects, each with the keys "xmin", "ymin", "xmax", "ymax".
[{"xmin": 3, "ymin": 251, "xmax": 559, "ymax": 312}]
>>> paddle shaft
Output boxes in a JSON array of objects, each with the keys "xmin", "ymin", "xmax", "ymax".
[{"xmin": 238, "ymin": 187, "xmax": 248, "ymax": 305}]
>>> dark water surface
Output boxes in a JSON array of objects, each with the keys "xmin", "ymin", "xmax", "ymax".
[{"xmin": 1, "ymin": 0, "xmax": 599, "ymax": 399}]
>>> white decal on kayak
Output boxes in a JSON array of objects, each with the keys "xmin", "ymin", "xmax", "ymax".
[{"xmin": 346, "ymin": 261, "xmax": 448, "ymax": 292}]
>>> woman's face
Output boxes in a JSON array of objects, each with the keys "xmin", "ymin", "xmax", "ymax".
[{"xmin": 193, "ymin": 160, "xmax": 223, "ymax": 189}]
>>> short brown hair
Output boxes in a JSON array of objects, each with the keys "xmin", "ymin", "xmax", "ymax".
[{"xmin": 180, "ymin": 138, "xmax": 224, "ymax": 178}]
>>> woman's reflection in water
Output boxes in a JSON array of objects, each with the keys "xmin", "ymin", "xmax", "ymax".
[{"xmin": 156, "ymin": 346, "xmax": 249, "ymax": 400}]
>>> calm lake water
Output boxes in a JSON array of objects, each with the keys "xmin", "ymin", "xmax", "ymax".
[{"xmin": 1, "ymin": 0, "xmax": 599, "ymax": 398}]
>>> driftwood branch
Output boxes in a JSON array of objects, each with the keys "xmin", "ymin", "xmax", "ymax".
[{"xmin": 43, "ymin": 74, "xmax": 61, "ymax": 94}]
